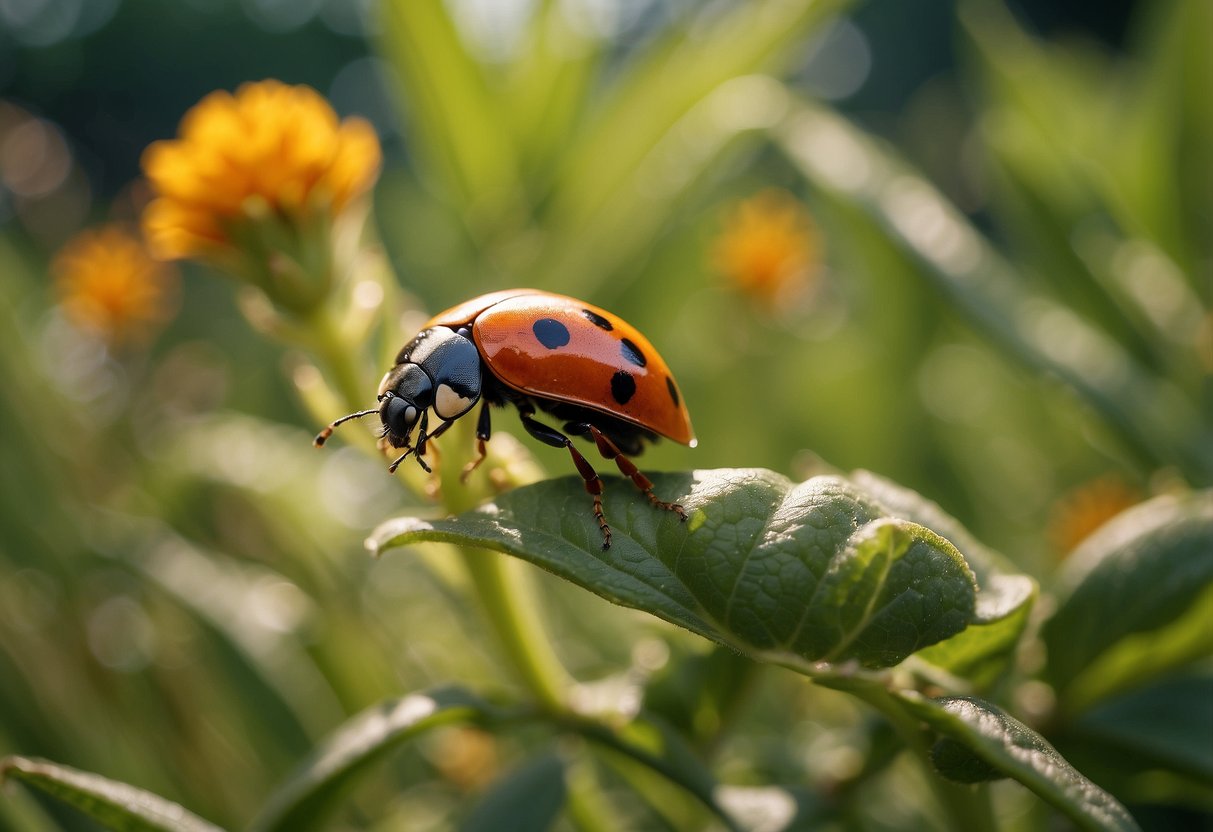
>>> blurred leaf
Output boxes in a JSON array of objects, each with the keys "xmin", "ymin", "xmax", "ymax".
[
  {"xmin": 535, "ymin": 0, "xmax": 851, "ymax": 292},
  {"xmin": 840, "ymin": 471, "xmax": 1035, "ymax": 686},
  {"xmin": 253, "ymin": 687, "xmax": 500, "ymax": 832},
  {"xmin": 458, "ymin": 753, "xmax": 566, "ymax": 832},
  {"xmin": 1066, "ymin": 672, "xmax": 1213, "ymax": 784},
  {"xmin": 377, "ymin": 0, "xmax": 525, "ymax": 231},
  {"xmin": 1041, "ymin": 492, "xmax": 1213, "ymax": 708},
  {"xmin": 568, "ymin": 712, "xmax": 743, "ymax": 832},
  {"xmin": 898, "ymin": 696, "xmax": 1141, "ymax": 832},
  {"xmin": 776, "ymin": 98, "xmax": 1213, "ymax": 484},
  {"xmin": 0, "ymin": 756, "xmax": 223, "ymax": 832},
  {"xmin": 501, "ymin": 1, "xmax": 599, "ymax": 181},
  {"xmin": 372, "ymin": 469, "xmax": 978, "ymax": 669}
]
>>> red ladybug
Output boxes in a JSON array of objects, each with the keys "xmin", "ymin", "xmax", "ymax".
[{"xmin": 315, "ymin": 289, "xmax": 696, "ymax": 549}]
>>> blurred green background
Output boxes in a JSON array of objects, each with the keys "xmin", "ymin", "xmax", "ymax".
[{"xmin": 1, "ymin": 0, "xmax": 1209, "ymax": 830}]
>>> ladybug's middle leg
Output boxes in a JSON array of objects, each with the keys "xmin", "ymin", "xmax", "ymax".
[
  {"xmin": 566, "ymin": 423, "xmax": 687, "ymax": 522},
  {"xmin": 460, "ymin": 401, "xmax": 493, "ymax": 483},
  {"xmin": 517, "ymin": 410, "xmax": 612, "ymax": 550}
]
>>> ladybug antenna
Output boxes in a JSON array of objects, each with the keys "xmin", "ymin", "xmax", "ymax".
[{"xmin": 314, "ymin": 408, "xmax": 380, "ymax": 447}]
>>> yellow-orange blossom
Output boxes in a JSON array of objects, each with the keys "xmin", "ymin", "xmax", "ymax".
[
  {"xmin": 54, "ymin": 225, "xmax": 178, "ymax": 345},
  {"xmin": 141, "ymin": 80, "xmax": 381, "ymax": 260}
]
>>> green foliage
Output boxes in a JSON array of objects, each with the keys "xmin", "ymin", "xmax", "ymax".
[
  {"xmin": 371, "ymin": 470, "xmax": 980, "ymax": 669},
  {"xmin": 0, "ymin": 757, "xmax": 224, "ymax": 832},
  {"xmin": 1, "ymin": 0, "xmax": 1210, "ymax": 831}
]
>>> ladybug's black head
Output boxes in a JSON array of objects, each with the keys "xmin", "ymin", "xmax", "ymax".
[{"xmin": 377, "ymin": 363, "xmax": 434, "ymax": 448}]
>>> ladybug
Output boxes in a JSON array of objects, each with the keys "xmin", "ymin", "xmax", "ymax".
[{"xmin": 314, "ymin": 289, "xmax": 696, "ymax": 549}]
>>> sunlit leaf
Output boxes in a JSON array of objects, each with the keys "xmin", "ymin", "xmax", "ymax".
[
  {"xmin": 0, "ymin": 756, "xmax": 223, "ymax": 832},
  {"xmin": 847, "ymin": 471, "xmax": 1036, "ymax": 686},
  {"xmin": 253, "ymin": 687, "xmax": 500, "ymax": 832},
  {"xmin": 535, "ymin": 0, "xmax": 851, "ymax": 293},
  {"xmin": 372, "ymin": 469, "xmax": 978, "ymax": 669},
  {"xmin": 775, "ymin": 98, "xmax": 1213, "ymax": 483},
  {"xmin": 1042, "ymin": 492, "xmax": 1213, "ymax": 708},
  {"xmin": 898, "ymin": 696, "xmax": 1141, "ymax": 832},
  {"xmin": 377, "ymin": 0, "xmax": 525, "ymax": 230}
]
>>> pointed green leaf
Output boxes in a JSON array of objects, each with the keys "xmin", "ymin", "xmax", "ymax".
[
  {"xmin": 377, "ymin": 0, "xmax": 525, "ymax": 228},
  {"xmin": 371, "ymin": 469, "xmax": 977, "ymax": 669},
  {"xmin": 898, "ymin": 696, "xmax": 1141, "ymax": 832},
  {"xmin": 0, "ymin": 756, "xmax": 224, "ymax": 832},
  {"xmin": 1041, "ymin": 492, "xmax": 1213, "ymax": 705},
  {"xmin": 253, "ymin": 687, "xmax": 500, "ymax": 832},
  {"xmin": 459, "ymin": 754, "xmax": 567, "ymax": 832},
  {"xmin": 535, "ymin": 0, "xmax": 850, "ymax": 291},
  {"xmin": 775, "ymin": 99, "xmax": 1213, "ymax": 482}
]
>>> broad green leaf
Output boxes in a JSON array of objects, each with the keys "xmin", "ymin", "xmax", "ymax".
[
  {"xmin": 459, "ymin": 754, "xmax": 566, "ymax": 832},
  {"xmin": 848, "ymin": 471, "xmax": 1036, "ymax": 686},
  {"xmin": 775, "ymin": 98, "xmax": 1213, "ymax": 483},
  {"xmin": 0, "ymin": 756, "xmax": 224, "ymax": 832},
  {"xmin": 898, "ymin": 696, "xmax": 1141, "ymax": 832},
  {"xmin": 1041, "ymin": 492, "xmax": 1213, "ymax": 705},
  {"xmin": 1066, "ymin": 672, "xmax": 1213, "ymax": 784},
  {"xmin": 372, "ymin": 469, "xmax": 977, "ymax": 669},
  {"xmin": 253, "ymin": 687, "xmax": 499, "ymax": 832}
]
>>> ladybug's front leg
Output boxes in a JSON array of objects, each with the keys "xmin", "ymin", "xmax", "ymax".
[
  {"xmin": 517, "ymin": 410, "xmax": 612, "ymax": 550},
  {"xmin": 566, "ymin": 423, "xmax": 687, "ymax": 522}
]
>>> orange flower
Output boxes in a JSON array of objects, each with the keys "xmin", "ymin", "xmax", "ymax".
[
  {"xmin": 53, "ymin": 225, "xmax": 178, "ymax": 345},
  {"xmin": 712, "ymin": 188, "xmax": 821, "ymax": 305},
  {"xmin": 1049, "ymin": 475, "xmax": 1142, "ymax": 556},
  {"xmin": 141, "ymin": 80, "xmax": 381, "ymax": 261}
]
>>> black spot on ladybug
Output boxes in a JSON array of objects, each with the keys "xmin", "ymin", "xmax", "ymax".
[
  {"xmin": 532, "ymin": 318, "xmax": 571, "ymax": 349},
  {"xmin": 666, "ymin": 376, "xmax": 680, "ymax": 407},
  {"xmin": 611, "ymin": 371, "xmax": 637, "ymax": 405},
  {"xmin": 582, "ymin": 309, "xmax": 613, "ymax": 331},
  {"xmin": 619, "ymin": 338, "xmax": 646, "ymax": 368}
]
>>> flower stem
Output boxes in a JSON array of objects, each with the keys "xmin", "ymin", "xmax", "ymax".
[{"xmin": 457, "ymin": 548, "xmax": 572, "ymax": 713}]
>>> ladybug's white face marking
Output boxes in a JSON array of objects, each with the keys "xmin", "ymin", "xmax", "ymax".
[{"xmin": 434, "ymin": 383, "xmax": 476, "ymax": 420}]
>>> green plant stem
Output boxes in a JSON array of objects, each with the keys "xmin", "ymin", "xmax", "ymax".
[
  {"xmin": 304, "ymin": 304, "xmax": 368, "ymax": 412},
  {"xmin": 458, "ymin": 548, "xmax": 572, "ymax": 712}
]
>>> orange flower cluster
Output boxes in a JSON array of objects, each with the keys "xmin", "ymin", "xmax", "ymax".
[
  {"xmin": 53, "ymin": 225, "xmax": 178, "ymax": 345},
  {"xmin": 141, "ymin": 80, "xmax": 381, "ymax": 261},
  {"xmin": 712, "ymin": 188, "xmax": 821, "ymax": 306}
]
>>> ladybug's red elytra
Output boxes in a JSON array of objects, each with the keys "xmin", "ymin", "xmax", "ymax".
[{"xmin": 315, "ymin": 289, "xmax": 696, "ymax": 549}]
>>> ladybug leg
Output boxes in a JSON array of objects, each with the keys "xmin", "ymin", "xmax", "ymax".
[
  {"xmin": 518, "ymin": 412, "xmax": 612, "ymax": 550},
  {"xmin": 460, "ymin": 401, "xmax": 493, "ymax": 483},
  {"xmin": 568, "ymin": 423, "xmax": 687, "ymax": 522}
]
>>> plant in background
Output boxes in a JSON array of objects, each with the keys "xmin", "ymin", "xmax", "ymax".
[
  {"xmin": 711, "ymin": 188, "xmax": 822, "ymax": 309},
  {"xmin": 52, "ymin": 224, "xmax": 179, "ymax": 347},
  {"xmin": 0, "ymin": 1, "xmax": 1210, "ymax": 831}
]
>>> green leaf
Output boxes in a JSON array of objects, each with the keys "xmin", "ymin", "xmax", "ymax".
[
  {"xmin": 534, "ymin": 0, "xmax": 850, "ymax": 293},
  {"xmin": 1067, "ymin": 672, "xmax": 1213, "ymax": 784},
  {"xmin": 849, "ymin": 470, "xmax": 1035, "ymax": 686},
  {"xmin": 377, "ymin": 0, "xmax": 525, "ymax": 230},
  {"xmin": 0, "ymin": 756, "xmax": 224, "ymax": 832},
  {"xmin": 1041, "ymin": 491, "xmax": 1213, "ymax": 706},
  {"xmin": 253, "ymin": 687, "xmax": 500, "ymax": 832},
  {"xmin": 898, "ymin": 696, "xmax": 1141, "ymax": 832},
  {"xmin": 459, "ymin": 754, "xmax": 567, "ymax": 832},
  {"xmin": 775, "ymin": 98, "xmax": 1213, "ymax": 483},
  {"xmin": 371, "ymin": 469, "xmax": 978, "ymax": 669}
]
